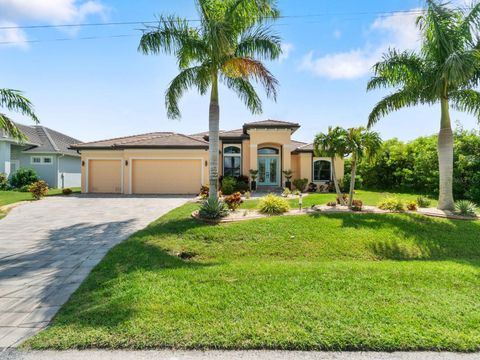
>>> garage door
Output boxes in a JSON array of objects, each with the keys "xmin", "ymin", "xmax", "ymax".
[
  {"xmin": 88, "ymin": 159, "xmax": 122, "ymax": 193},
  {"xmin": 132, "ymin": 159, "xmax": 202, "ymax": 194}
]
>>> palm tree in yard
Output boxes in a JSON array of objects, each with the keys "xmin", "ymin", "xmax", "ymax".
[
  {"xmin": 345, "ymin": 127, "xmax": 382, "ymax": 208},
  {"xmin": 367, "ymin": 0, "xmax": 480, "ymax": 210},
  {"xmin": 314, "ymin": 126, "xmax": 348, "ymax": 205},
  {"xmin": 0, "ymin": 89, "xmax": 38, "ymax": 141},
  {"xmin": 139, "ymin": 0, "xmax": 281, "ymax": 200}
]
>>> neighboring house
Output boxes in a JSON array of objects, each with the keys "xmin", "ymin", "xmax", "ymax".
[
  {"xmin": 0, "ymin": 123, "xmax": 82, "ymax": 188},
  {"xmin": 71, "ymin": 119, "xmax": 344, "ymax": 194}
]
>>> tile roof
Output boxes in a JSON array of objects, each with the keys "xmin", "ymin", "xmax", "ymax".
[
  {"xmin": 72, "ymin": 132, "xmax": 209, "ymax": 149},
  {"xmin": 193, "ymin": 129, "xmax": 246, "ymax": 140},
  {"xmin": 4, "ymin": 123, "xmax": 82, "ymax": 157},
  {"xmin": 293, "ymin": 143, "xmax": 314, "ymax": 152},
  {"xmin": 243, "ymin": 119, "xmax": 300, "ymax": 134}
]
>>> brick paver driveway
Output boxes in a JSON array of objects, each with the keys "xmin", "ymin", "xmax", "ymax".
[{"xmin": 0, "ymin": 195, "xmax": 191, "ymax": 348}]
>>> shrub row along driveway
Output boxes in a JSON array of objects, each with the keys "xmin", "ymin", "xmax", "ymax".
[{"xmin": 0, "ymin": 195, "xmax": 190, "ymax": 348}]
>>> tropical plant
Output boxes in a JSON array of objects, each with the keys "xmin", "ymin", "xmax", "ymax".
[
  {"xmin": 345, "ymin": 127, "xmax": 382, "ymax": 208},
  {"xmin": 454, "ymin": 200, "xmax": 477, "ymax": 217},
  {"xmin": 378, "ymin": 197, "xmax": 405, "ymax": 212},
  {"xmin": 416, "ymin": 196, "xmax": 432, "ymax": 208},
  {"xmin": 199, "ymin": 197, "xmax": 229, "ymax": 219},
  {"xmin": 281, "ymin": 187, "xmax": 291, "ymax": 197},
  {"xmin": 199, "ymin": 185, "xmax": 209, "ymax": 199},
  {"xmin": 10, "ymin": 168, "xmax": 38, "ymax": 189},
  {"xmin": 406, "ymin": 201, "xmax": 418, "ymax": 211},
  {"xmin": 293, "ymin": 178, "xmax": 308, "ymax": 192},
  {"xmin": 139, "ymin": 0, "xmax": 281, "ymax": 200},
  {"xmin": 0, "ymin": 89, "xmax": 39, "ymax": 141},
  {"xmin": 257, "ymin": 194, "xmax": 289, "ymax": 215},
  {"xmin": 221, "ymin": 176, "xmax": 237, "ymax": 195},
  {"xmin": 314, "ymin": 126, "xmax": 348, "ymax": 205},
  {"xmin": 282, "ymin": 169, "xmax": 293, "ymax": 180},
  {"xmin": 326, "ymin": 201, "xmax": 336, "ymax": 207},
  {"xmin": 0, "ymin": 173, "xmax": 9, "ymax": 190},
  {"xmin": 351, "ymin": 199, "xmax": 363, "ymax": 212},
  {"xmin": 224, "ymin": 192, "xmax": 243, "ymax": 211},
  {"xmin": 28, "ymin": 180, "xmax": 49, "ymax": 200},
  {"xmin": 249, "ymin": 169, "xmax": 259, "ymax": 181},
  {"xmin": 367, "ymin": 0, "xmax": 480, "ymax": 210}
]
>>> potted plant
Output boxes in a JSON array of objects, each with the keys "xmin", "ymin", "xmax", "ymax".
[
  {"xmin": 249, "ymin": 169, "xmax": 258, "ymax": 191},
  {"xmin": 282, "ymin": 169, "xmax": 293, "ymax": 190}
]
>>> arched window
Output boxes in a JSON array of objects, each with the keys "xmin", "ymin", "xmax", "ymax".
[
  {"xmin": 223, "ymin": 145, "xmax": 241, "ymax": 177},
  {"xmin": 313, "ymin": 160, "xmax": 331, "ymax": 181},
  {"xmin": 258, "ymin": 147, "xmax": 279, "ymax": 155}
]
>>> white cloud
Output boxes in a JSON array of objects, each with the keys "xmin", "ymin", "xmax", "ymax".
[
  {"xmin": 300, "ymin": 10, "xmax": 421, "ymax": 80},
  {"xmin": 0, "ymin": 0, "xmax": 106, "ymax": 48},
  {"xmin": 279, "ymin": 43, "xmax": 293, "ymax": 63},
  {"xmin": 333, "ymin": 30, "xmax": 341, "ymax": 39},
  {"xmin": 0, "ymin": 20, "xmax": 27, "ymax": 48}
]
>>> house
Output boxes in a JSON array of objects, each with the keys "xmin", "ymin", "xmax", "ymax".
[
  {"xmin": 0, "ymin": 123, "xmax": 82, "ymax": 188},
  {"xmin": 71, "ymin": 120, "xmax": 344, "ymax": 194}
]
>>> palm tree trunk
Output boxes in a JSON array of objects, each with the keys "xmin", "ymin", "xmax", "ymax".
[
  {"xmin": 208, "ymin": 74, "xmax": 220, "ymax": 200},
  {"xmin": 348, "ymin": 153, "xmax": 357, "ymax": 208},
  {"xmin": 331, "ymin": 156, "xmax": 344, "ymax": 205},
  {"xmin": 437, "ymin": 98, "xmax": 454, "ymax": 210}
]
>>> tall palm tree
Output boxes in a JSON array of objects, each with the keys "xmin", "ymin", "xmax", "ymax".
[
  {"xmin": 0, "ymin": 89, "xmax": 38, "ymax": 141},
  {"xmin": 367, "ymin": 0, "xmax": 480, "ymax": 210},
  {"xmin": 139, "ymin": 0, "xmax": 281, "ymax": 200},
  {"xmin": 345, "ymin": 127, "xmax": 382, "ymax": 208},
  {"xmin": 314, "ymin": 126, "xmax": 348, "ymax": 205}
]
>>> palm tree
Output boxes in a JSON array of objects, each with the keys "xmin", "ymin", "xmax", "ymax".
[
  {"xmin": 0, "ymin": 89, "xmax": 38, "ymax": 141},
  {"xmin": 345, "ymin": 127, "xmax": 382, "ymax": 208},
  {"xmin": 314, "ymin": 126, "xmax": 348, "ymax": 205},
  {"xmin": 139, "ymin": 0, "xmax": 281, "ymax": 200},
  {"xmin": 367, "ymin": 0, "xmax": 480, "ymax": 210}
]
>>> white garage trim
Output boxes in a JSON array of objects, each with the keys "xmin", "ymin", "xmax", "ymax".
[
  {"xmin": 128, "ymin": 157, "xmax": 205, "ymax": 195},
  {"xmin": 85, "ymin": 158, "xmax": 124, "ymax": 194}
]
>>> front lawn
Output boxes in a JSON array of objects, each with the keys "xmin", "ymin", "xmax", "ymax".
[
  {"xmin": 241, "ymin": 190, "xmax": 438, "ymax": 209},
  {"xmin": 25, "ymin": 202, "xmax": 480, "ymax": 351},
  {"xmin": 0, "ymin": 187, "xmax": 81, "ymax": 207}
]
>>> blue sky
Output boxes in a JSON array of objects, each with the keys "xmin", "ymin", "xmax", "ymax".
[{"xmin": 0, "ymin": 0, "xmax": 478, "ymax": 143}]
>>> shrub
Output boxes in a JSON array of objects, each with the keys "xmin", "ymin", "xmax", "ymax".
[
  {"xmin": 416, "ymin": 196, "xmax": 431, "ymax": 208},
  {"xmin": 454, "ymin": 200, "xmax": 477, "ymax": 217},
  {"xmin": 199, "ymin": 185, "xmax": 209, "ymax": 199},
  {"xmin": 307, "ymin": 182, "xmax": 318, "ymax": 192},
  {"xmin": 406, "ymin": 201, "xmax": 418, "ymax": 211},
  {"xmin": 351, "ymin": 199, "xmax": 363, "ymax": 211},
  {"xmin": 336, "ymin": 193, "xmax": 349, "ymax": 205},
  {"xmin": 221, "ymin": 176, "xmax": 237, "ymax": 195},
  {"xmin": 28, "ymin": 180, "xmax": 49, "ymax": 200},
  {"xmin": 378, "ymin": 197, "xmax": 405, "ymax": 212},
  {"xmin": 62, "ymin": 188, "xmax": 73, "ymax": 195},
  {"xmin": 199, "ymin": 198, "xmax": 229, "ymax": 219},
  {"xmin": 326, "ymin": 201, "xmax": 336, "ymax": 207},
  {"xmin": 293, "ymin": 178, "xmax": 308, "ymax": 192},
  {"xmin": 257, "ymin": 194, "xmax": 290, "ymax": 215},
  {"xmin": 236, "ymin": 181, "xmax": 249, "ymax": 194},
  {"xmin": 10, "ymin": 168, "xmax": 38, "ymax": 189},
  {"xmin": 0, "ymin": 173, "xmax": 9, "ymax": 190},
  {"xmin": 293, "ymin": 189, "xmax": 301, "ymax": 196},
  {"xmin": 224, "ymin": 192, "xmax": 243, "ymax": 211},
  {"xmin": 244, "ymin": 191, "xmax": 251, "ymax": 199},
  {"xmin": 282, "ymin": 187, "xmax": 291, "ymax": 197}
]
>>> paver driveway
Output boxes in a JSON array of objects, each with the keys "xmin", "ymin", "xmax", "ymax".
[{"xmin": 0, "ymin": 195, "xmax": 191, "ymax": 348}]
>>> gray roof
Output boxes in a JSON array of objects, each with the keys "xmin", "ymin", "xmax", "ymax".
[
  {"xmin": 6, "ymin": 123, "xmax": 82, "ymax": 157},
  {"xmin": 72, "ymin": 132, "xmax": 209, "ymax": 150}
]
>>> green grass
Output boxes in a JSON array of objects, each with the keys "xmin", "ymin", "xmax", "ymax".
[
  {"xmin": 25, "ymin": 203, "xmax": 480, "ymax": 351},
  {"xmin": 241, "ymin": 190, "xmax": 438, "ymax": 209},
  {"xmin": 0, "ymin": 187, "xmax": 81, "ymax": 207}
]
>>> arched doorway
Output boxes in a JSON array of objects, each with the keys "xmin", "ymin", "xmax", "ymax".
[{"xmin": 257, "ymin": 147, "xmax": 280, "ymax": 186}]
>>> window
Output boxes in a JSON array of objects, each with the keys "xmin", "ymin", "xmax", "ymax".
[
  {"xmin": 223, "ymin": 145, "xmax": 241, "ymax": 177},
  {"xmin": 313, "ymin": 160, "xmax": 331, "ymax": 181},
  {"xmin": 258, "ymin": 147, "xmax": 279, "ymax": 155},
  {"xmin": 31, "ymin": 156, "xmax": 53, "ymax": 165}
]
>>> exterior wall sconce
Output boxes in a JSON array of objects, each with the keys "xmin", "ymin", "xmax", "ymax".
[
  {"xmin": 125, "ymin": 160, "xmax": 129, "ymax": 166},
  {"xmin": 81, "ymin": 161, "xmax": 85, "ymax": 166},
  {"xmin": 205, "ymin": 160, "xmax": 208, "ymax": 167}
]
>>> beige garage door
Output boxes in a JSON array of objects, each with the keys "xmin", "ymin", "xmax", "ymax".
[
  {"xmin": 88, "ymin": 159, "xmax": 122, "ymax": 193},
  {"xmin": 132, "ymin": 159, "xmax": 202, "ymax": 194}
]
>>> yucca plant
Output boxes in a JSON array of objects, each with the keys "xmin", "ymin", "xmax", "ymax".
[{"xmin": 454, "ymin": 200, "xmax": 478, "ymax": 217}]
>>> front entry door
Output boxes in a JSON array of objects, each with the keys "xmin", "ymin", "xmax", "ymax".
[{"xmin": 258, "ymin": 157, "xmax": 279, "ymax": 186}]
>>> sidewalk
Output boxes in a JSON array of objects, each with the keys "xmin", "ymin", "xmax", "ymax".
[{"xmin": 1, "ymin": 350, "xmax": 479, "ymax": 360}]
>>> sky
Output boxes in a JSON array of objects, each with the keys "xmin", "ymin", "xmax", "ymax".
[{"xmin": 0, "ymin": 0, "xmax": 478, "ymax": 144}]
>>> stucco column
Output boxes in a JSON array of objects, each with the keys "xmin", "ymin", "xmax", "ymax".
[
  {"xmin": 300, "ymin": 152, "xmax": 313, "ymax": 182},
  {"xmin": 282, "ymin": 144, "xmax": 295, "ymax": 185},
  {"xmin": 249, "ymin": 143, "xmax": 258, "ymax": 171},
  {"xmin": 0, "ymin": 142, "xmax": 11, "ymax": 175}
]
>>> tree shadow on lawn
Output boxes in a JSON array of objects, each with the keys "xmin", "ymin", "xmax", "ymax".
[{"xmin": 309, "ymin": 212, "xmax": 480, "ymax": 265}]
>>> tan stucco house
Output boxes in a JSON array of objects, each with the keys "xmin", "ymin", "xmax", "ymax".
[{"xmin": 71, "ymin": 120, "xmax": 344, "ymax": 194}]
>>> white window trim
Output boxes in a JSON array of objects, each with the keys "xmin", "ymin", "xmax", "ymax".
[
  {"xmin": 30, "ymin": 156, "xmax": 53, "ymax": 165},
  {"xmin": 313, "ymin": 159, "xmax": 332, "ymax": 182},
  {"xmin": 222, "ymin": 145, "xmax": 242, "ymax": 177}
]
